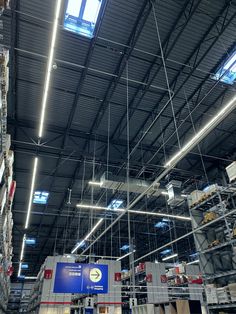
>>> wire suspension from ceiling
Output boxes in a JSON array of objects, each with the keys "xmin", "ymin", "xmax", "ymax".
[
  {"xmin": 151, "ymin": 0, "xmax": 181, "ymax": 150},
  {"xmin": 184, "ymin": 88, "xmax": 209, "ymax": 184},
  {"xmin": 126, "ymin": 59, "xmax": 135, "ymax": 296}
]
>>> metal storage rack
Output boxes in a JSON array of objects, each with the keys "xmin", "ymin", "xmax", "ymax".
[
  {"xmin": 0, "ymin": 43, "xmax": 15, "ymax": 313},
  {"xmin": 189, "ymin": 185, "xmax": 236, "ymax": 312},
  {"xmin": 122, "ymin": 262, "xmax": 203, "ymax": 306}
]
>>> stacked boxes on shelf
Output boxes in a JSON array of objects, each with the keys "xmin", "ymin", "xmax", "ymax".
[
  {"xmin": 226, "ymin": 161, "xmax": 236, "ymax": 183},
  {"xmin": 0, "ymin": 1, "xmax": 10, "ymax": 15},
  {"xmin": 205, "ymin": 285, "xmax": 218, "ymax": 304},
  {"xmin": 27, "ymin": 255, "xmax": 74, "ymax": 313},
  {"xmin": 189, "ymin": 179, "xmax": 236, "ymax": 312},
  {"xmin": 187, "ymin": 184, "xmax": 221, "ymax": 208},
  {"xmin": 122, "ymin": 262, "xmax": 202, "ymax": 306},
  {"xmin": 0, "ymin": 47, "xmax": 16, "ymax": 313}
]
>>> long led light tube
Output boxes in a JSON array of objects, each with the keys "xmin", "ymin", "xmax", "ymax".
[
  {"xmin": 18, "ymin": 234, "xmax": 26, "ymax": 277},
  {"xmin": 89, "ymin": 181, "xmax": 103, "ymax": 186},
  {"xmin": 117, "ymin": 250, "xmax": 136, "ymax": 261},
  {"xmin": 71, "ymin": 218, "xmax": 104, "ymax": 254},
  {"xmin": 162, "ymin": 253, "xmax": 178, "ymax": 261},
  {"xmin": 128, "ymin": 209, "xmax": 191, "ymax": 221},
  {"xmin": 25, "ymin": 157, "xmax": 38, "ymax": 229},
  {"xmin": 187, "ymin": 259, "xmax": 199, "ymax": 265},
  {"xmin": 76, "ymin": 204, "xmax": 191, "ymax": 221},
  {"xmin": 38, "ymin": 0, "xmax": 62, "ymax": 138},
  {"xmin": 164, "ymin": 95, "xmax": 236, "ymax": 168}
]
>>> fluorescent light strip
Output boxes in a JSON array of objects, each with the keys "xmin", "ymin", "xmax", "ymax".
[
  {"xmin": 76, "ymin": 204, "xmax": 191, "ymax": 221},
  {"xmin": 164, "ymin": 95, "xmax": 236, "ymax": 168},
  {"xmin": 24, "ymin": 276, "xmax": 37, "ymax": 280},
  {"xmin": 162, "ymin": 253, "xmax": 178, "ymax": 261},
  {"xmin": 18, "ymin": 234, "xmax": 26, "ymax": 277},
  {"xmin": 187, "ymin": 259, "xmax": 199, "ymax": 265},
  {"xmin": 38, "ymin": 0, "xmax": 62, "ymax": 138},
  {"xmin": 128, "ymin": 209, "xmax": 191, "ymax": 221},
  {"xmin": 117, "ymin": 250, "xmax": 136, "ymax": 261},
  {"xmin": 76, "ymin": 204, "xmax": 113, "ymax": 211},
  {"xmin": 89, "ymin": 181, "xmax": 103, "ymax": 186},
  {"xmin": 71, "ymin": 218, "xmax": 104, "ymax": 254},
  {"xmin": 25, "ymin": 157, "xmax": 38, "ymax": 229},
  {"xmin": 161, "ymin": 191, "xmax": 168, "ymax": 195}
]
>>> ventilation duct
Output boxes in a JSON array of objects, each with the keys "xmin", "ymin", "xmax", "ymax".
[
  {"xmin": 100, "ymin": 172, "xmax": 163, "ymax": 197},
  {"xmin": 166, "ymin": 180, "xmax": 185, "ymax": 207}
]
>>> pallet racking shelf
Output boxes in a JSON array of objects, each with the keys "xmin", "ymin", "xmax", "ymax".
[
  {"xmin": 0, "ymin": 43, "xmax": 15, "ymax": 314},
  {"xmin": 189, "ymin": 184, "xmax": 236, "ymax": 312}
]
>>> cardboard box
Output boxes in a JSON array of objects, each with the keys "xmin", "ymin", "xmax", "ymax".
[
  {"xmin": 188, "ymin": 190, "xmax": 205, "ymax": 207},
  {"xmin": 203, "ymin": 184, "xmax": 219, "ymax": 196},
  {"xmin": 217, "ymin": 287, "xmax": 230, "ymax": 304},
  {"xmin": 226, "ymin": 161, "xmax": 236, "ymax": 182},
  {"xmin": 228, "ymin": 283, "xmax": 236, "ymax": 302},
  {"xmin": 206, "ymin": 285, "xmax": 218, "ymax": 304}
]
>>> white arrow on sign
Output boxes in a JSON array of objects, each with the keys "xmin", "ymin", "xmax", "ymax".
[{"xmin": 89, "ymin": 268, "xmax": 102, "ymax": 283}]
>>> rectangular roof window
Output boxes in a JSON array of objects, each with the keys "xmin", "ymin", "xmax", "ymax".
[
  {"xmin": 212, "ymin": 50, "xmax": 236, "ymax": 85},
  {"xmin": 33, "ymin": 191, "xmax": 49, "ymax": 205},
  {"xmin": 25, "ymin": 238, "xmax": 36, "ymax": 245},
  {"xmin": 108, "ymin": 199, "xmax": 123, "ymax": 210},
  {"xmin": 64, "ymin": 0, "xmax": 103, "ymax": 38}
]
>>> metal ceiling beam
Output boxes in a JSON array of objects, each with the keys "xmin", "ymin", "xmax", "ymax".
[
  {"xmin": 109, "ymin": 0, "xmax": 202, "ymax": 142},
  {"xmin": 29, "ymin": 0, "xmax": 109, "ymax": 268},
  {"xmin": 77, "ymin": 3, "xmax": 236, "ymax": 256},
  {"xmin": 31, "ymin": 0, "xmax": 155, "ymax": 270},
  {"xmin": 126, "ymin": 1, "xmax": 235, "ymax": 157}
]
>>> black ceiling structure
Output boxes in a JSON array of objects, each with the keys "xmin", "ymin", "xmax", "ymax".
[{"xmin": 1, "ymin": 0, "xmax": 236, "ymax": 278}]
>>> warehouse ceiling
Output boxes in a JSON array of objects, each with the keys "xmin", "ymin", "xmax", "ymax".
[{"xmin": 2, "ymin": 0, "xmax": 236, "ymax": 278}]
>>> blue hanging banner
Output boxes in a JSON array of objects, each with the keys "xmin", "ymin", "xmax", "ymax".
[{"xmin": 53, "ymin": 263, "xmax": 108, "ymax": 294}]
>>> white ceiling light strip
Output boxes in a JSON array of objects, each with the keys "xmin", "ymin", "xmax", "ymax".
[
  {"xmin": 187, "ymin": 259, "xmax": 199, "ymax": 265},
  {"xmin": 88, "ymin": 181, "xmax": 103, "ymax": 186},
  {"xmin": 25, "ymin": 157, "xmax": 38, "ymax": 229},
  {"xmin": 71, "ymin": 218, "xmax": 104, "ymax": 254},
  {"xmin": 18, "ymin": 234, "xmax": 26, "ymax": 277},
  {"xmin": 162, "ymin": 253, "xmax": 178, "ymax": 261},
  {"xmin": 128, "ymin": 209, "xmax": 191, "ymax": 221},
  {"xmin": 76, "ymin": 204, "xmax": 191, "ymax": 221},
  {"xmin": 165, "ymin": 95, "xmax": 236, "ymax": 168},
  {"xmin": 38, "ymin": 0, "xmax": 62, "ymax": 138},
  {"xmin": 117, "ymin": 250, "xmax": 136, "ymax": 261}
]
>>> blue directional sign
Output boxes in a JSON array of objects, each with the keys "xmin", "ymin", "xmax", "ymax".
[{"xmin": 53, "ymin": 263, "xmax": 108, "ymax": 294}]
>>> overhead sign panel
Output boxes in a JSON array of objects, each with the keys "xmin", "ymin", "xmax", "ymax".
[{"xmin": 53, "ymin": 263, "xmax": 108, "ymax": 294}]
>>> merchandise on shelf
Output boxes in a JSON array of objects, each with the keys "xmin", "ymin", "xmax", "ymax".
[
  {"xmin": 205, "ymin": 284, "xmax": 218, "ymax": 304},
  {"xmin": 201, "ymin": 212, "xmax": 218, "ymax": 225},
  {"xmin": 0, "ymin": 46, "xmax": 15, "ymax": 312},
  {"xmin": 226, "ymin": 161, "xmax": 236, "ymax": 182},
  {"xmin": 187, "ymin": 190, "xmax": 205, "ymax": 208},
  {"xmin": 189, "ymin": 184, "xmax": 236, "ymax": 312},
  {"xmin": 228, "ymin": 283, "xmax": 236, "ymax": 302}
]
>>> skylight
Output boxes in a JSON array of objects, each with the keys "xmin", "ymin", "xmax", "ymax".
[
  {"xmin": 21, "ymin": 264, "xmax": 29, "ymax": 270},
  {"xmin": 25, "ymin": 238, "xmax": 36, "ymax": 245},
  {"xmin": 212, "ymin": 50, "xmax": 236, "ymax": 85},
  {"xmin": 33, "ymin": 191, "xmax": 49, "ymax": 205},
  {"xmin": 160, "ymin": 248, "xmax": 172, "ymax": 256},
  {"xmin": 64, "ymin": 0, "xmax": 103, "ymax": 38},
  {"xmin": 120, "ymin": 244, "xmax": 130, "ymax": 251},
  {"xmin": 108, "ymin": 199, "xmax": 123, "ymax": 210},
  {"xmin": 155, "ymin": 218, "xmax": 170, "ymax": 229}
]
